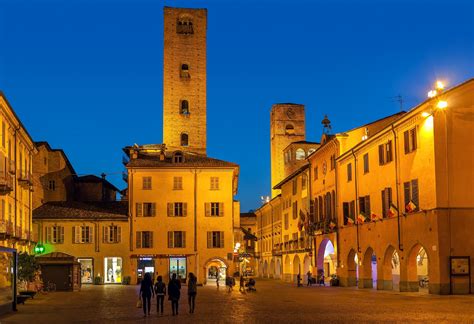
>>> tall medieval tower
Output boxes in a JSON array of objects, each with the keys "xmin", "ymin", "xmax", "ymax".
[
  {"xmin": 163, "ymin": 7, "xmax": 207, "ymax": 155},
  {"xmin": 270, "ymin": 103, "xmax": 305, "ymax": 197}
]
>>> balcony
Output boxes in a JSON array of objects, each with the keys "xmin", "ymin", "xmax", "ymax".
[
  {"xmin": 13, "ymin": 226, "xmax": 21, "ymax": 239},
  {"xmin": 0, "ymin": 172, "xmax": 14, "ymax": 195},
  {"xmin": 8, "ymin": 159, "xmax": 15, "ymax": 175},
  {"xmin": 17, "ymin": 171, "xmax": 33, "ymax": 189}
]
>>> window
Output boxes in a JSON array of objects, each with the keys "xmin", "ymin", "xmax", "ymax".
[
  {"xmin": 136, "ymin": 231, "xmax": 153, "ymax": 248},
  {"xmin": 205, "ymin": 202, "xmax": 223, "ymax": 217},
  {"xmin": 359, "ymin": 195, "xmax": 371, "ymax": 218},
  {"xmin": 285, "ymin": 124, "xmax": 295, "ymax": 135},
  {"xmin": 314, "ymin": 166, "xmax": 318, "ymax": 180},
  {"xmin": 46, "ymin": 225, "xmax": 64, "ymax": 244},
  {"xmin": 301, "ymin": 174, "xmax": 307, "ymax": 190},
  {"xmin": 404, "ymin": 127, "xmax": 417, "ymax": 154},
  {"xmin": 292, "ymin": 201, "xmax": 298, "ymax": 219},
  {"xmin": 142, "ymin": 177, "xmax": 152, "ymax": 190},
  {"xmin": 292, "ymin": 179, "xmax": 297, "ymax": 195},
  {"xmin": 103, "ymin": 225, "xmax": 121, "ymax": 243},
  {"xmin": 173, "ymin": 152, "xmax": 184, "ymax": 163},
  {"xmin": 381, "ymin": 187, "xmax": 393, "ymax": 218},
  {"xmin": 177, "ymin": 18, "xmax": 194, "ymax": 34},
  {"xmin": 325, "ymin": 192, "xmax": 332, "ymax": 220},
  {"xmin": 136, "ymin": 203, "xmax": 156, "ymax": 217},
  {"xmin": 180, "ymin": 64, "xmax": 190, "ymax": 79},
  {"xmin": 1, "ymin": 122, "xmax": 5, "ymax": 148},
  {"xmin": 347, "ymin": 163, "xmax": 352, "ymax": 182},
  {"xmin": 379, "ymin": 141, "xmax": 393, "ymax": 165},
  {"xmin": 210, "ymin": 177, "xmax": 219, "ymax": 190},
  {"xmin": 180, "ymin": 100, "xmax": 189, "ymax": 114},
  {"xmin": 48, "ymin": 180, "xmax": 56, "ymax": 191},
  {"xmin": 207, "ymin": 231, "xmax": 224, "ymax": 248},
  {"xmin": 168, "ymin": 202, "xmax": 187, "ymax": 217},
  {"xmin": 284, "ymin": 213, "xmax": 289, "ymax": 230},
  {"xmin": 168, "ymin": 231, "xmax": 186, "ymax": 248},
  {"xmin": 363, "ymin": 153, "xmax": 369, "ymax": 174},
  {"xmin": 173, "ymin": 177, "xmax": 183, "ymax": 190},
  {"xmin": 343, "ymin": 201, "xmax": 355, "ymax": 225},
  {"xmin": 73, "ymin": 226, "xmax": 93, "ymax": 244},
  {"xmin": 181, "ymin": 133, "xmax": 189, "ymax": 147},
  {"xmin": 308, "ymin": 148, "xmax": 316, "ymax": 155},
  {"xmin": 404, "ymin": 179, "xmax": 419, "ymax": 212},
  {"xmin": 295, "ymin": 149, "xmax": 305, "ymax": 160}
]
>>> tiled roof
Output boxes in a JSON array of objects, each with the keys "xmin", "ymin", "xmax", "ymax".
[{"xmin": 33, "ymin": 201, "xmax": 128, "ymax": 220}]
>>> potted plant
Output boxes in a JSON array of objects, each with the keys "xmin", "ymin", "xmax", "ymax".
[
  {"xmin": 330, "ymin": 274, "xmax": 339, "ymax": 286},
  {"xmin": 94, "ymin": 276, "xmax": 102, "ymax": 285}
]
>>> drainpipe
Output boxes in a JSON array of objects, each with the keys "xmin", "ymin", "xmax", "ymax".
[
  {"xmin": 351, "ymin": 149, "xmax": 360, "ymax": 253},
  {"xmin": 391, "ymin": 125, "xmax": 403, "ymax": 252}
]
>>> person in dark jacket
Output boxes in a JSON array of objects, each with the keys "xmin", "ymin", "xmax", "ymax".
[
  {"xmin": 139, "ymin": 273, "xmax": 154, "ymax": 316},
  {"xmin": 187, "ymin": 272, "xmax": 197, "ymax": 313},
  {"xmin": 154, "ymin": 275, "xmax": 166, "ymax": 315},
  {"xmin": 168, "ymin": 273, "xmax": 181, "ymax": 316}
]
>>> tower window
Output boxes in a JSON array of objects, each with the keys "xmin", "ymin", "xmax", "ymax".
[
  {"xmin": 177, "ymin": 19, "xmax": 194, "ymax": 34},
  {"xmin": 285, "ymin": 124, "xmax": 295, "ymax": 135},
  {"xmin": 295, "ymin": 148, "xmax": 305, "ymax": 160},
  {"xmin": 180, "ymin": 100, "xmax": 190, "ymax": 115},
  {"xmin": 181, "ymin": 133, "xmax": 189, "ymax": 147},
  {"xmin": 180, "ymin": 64, "xmax": 190, "ymax": 79}
]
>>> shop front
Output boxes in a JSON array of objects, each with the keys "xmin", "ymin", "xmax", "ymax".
[
  {"xmin": 169, "ymin": 256, "xmax": 186, "ymax": 282},
  {"xmin": 77, "ymin": 258, "xmax": 93, "ymax": 284},
  {"xmin": 0, "ymin": 248, "xmax": 16, "ymax": 314},
  {"xmin": 137, "ymin": 257, "xmax": 155, "ymax": 284},
  {"xmin": 104, "ymin": 257, "xmax": 122, "ymax": 284}
]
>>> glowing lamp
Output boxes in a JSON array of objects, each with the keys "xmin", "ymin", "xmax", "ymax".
[
  {"xmin": 421, "ymin": 112, "xmax": 431, "ymax": 118},
  {"xmin": 437, "ymin": 100, "xmax": 448, "ymax": 109},
  {"xmin": 436, "ymin": 81, "xmax": 445, "ymax": 90},
  {"xmin": 34, "ymin": 243, "xmax": 45, "ymax": 254},
  {"xmin": 427, "ymin": 90, "xmax": 437, "ymax": 98}
]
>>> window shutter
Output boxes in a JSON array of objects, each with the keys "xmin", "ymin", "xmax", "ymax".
[
  {"xmin": 117, "ymin": 226, "xmax": 121, "ymax": 243},
  {"xmin": 72, "ymin": 226, "xmax": 75, "ymax": 244},
  {"xmin": 59, "ymin": 226, "xmax": 64, "ymax": 243},
  {"xmin": 182, "ymin": 231, "xmax": 186, "ymax": 248},
  {"xmin": 219, "ymin": 203, "xmax": 224, "ymax": 217},
  {"xmin": 387, "ymin": 187, "xmax": 392, "ymax": 207},
  {"xmin": 219, "ymin": 232, "xmax": 224, "ymax": 248},
  {"xmin": 103, "ymin": 226, "xmax": 108, "ymax": 243},
  {"xmin": 150, "ymin": 232, "xmax": 153, "ymax": 248},
  {"xmin": 205, "ymin": 203, "xmax": 210, "ymax": 217},
  {"xmin": 350, "ymin": 201, "xmax": 355, "ymax": 218},
  {"xmin": 74, "ymin": 226, "xmax": 81, "ymax": 243},
  {"xmin": 404, "ymin": 181, "xmax": 410, "ymax": 208},
  {"xmin": 167, "ymin": 203, "xmax": 173, "ymax": 217},
  {"xmin": 46, "ymin": 227, "xmax": 52, "ymax": 243},
  {"xmin": 359, "ymin": 197, "xmax": 365, "ymax": 214},
  {"xmin": 343, "ymin": 202, "xmax": 349, "ymax": 219},
  {"xmin": 89, "ymin": 226, "xmax": 94, "ymax": 243},
  {"xmin": 412, "ymin": 128, "xmax": 418, "ymax": 151},
  {"xmin": 183, "ymin": 203, "xmax": 187, "ymax": 216},
  {"xmin": 381, "ymin": 190, "xmax": 386, "ymax": 218},
  {"xmin": 404, "ymin": 130, "xmax": 409, "ymax": 154},
  {"xmin": 411, "ymin": 179, "xmax": 419, "ymax": 210},
  {"xmin": 136, "ymin": 203, "xmax": 143, "ymax": 217},
  {"xmin": 378, "ymin": 144, "xmax": 384, "ymax": 165},
  {"xmin": 168, "ymin": 231, "xmax": 173, "ymax": 248},
  {"xmin": 387, "ymin": 141, "xmax": 393, "ymax": 162},
  {"xmin": 365, "ymin": 196, "xmax": 371, "ymax": 215},
  {"xmin": 207, "ymin": 232, "xmax": 212, "ymax": 248},
  {"xmin": 136, "ymin": 231, "xmax": 142, "ymax": 248},
  {"xmin": 151, "ymin": 203, "xmax": 156, "ymax": 217}
]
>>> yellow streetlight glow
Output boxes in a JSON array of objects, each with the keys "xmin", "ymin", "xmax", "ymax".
[
  {"xmin": 428, "ymin": 90, "xmax": 437, "ymax": 98},
  {"xmin": 421, "ymin": 111, "xmax": 431, "ymax": 118},
  {"xmin": 437, "ymin": 100, "xmax": 448, "ymax": 109},
  {"xmin": 436, "ymin": 81, "xmax": 445, "ymax": 90}
]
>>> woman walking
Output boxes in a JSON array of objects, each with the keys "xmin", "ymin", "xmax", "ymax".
[
  {"xmin": 168, "ymin": 273, "xmax": 181, "ymax": 316},
  {"xmin": 187, "ymin": 273, "xmax": 197, "ymax": 313},
  {"xmin": 139, "ymin": 273, "xmax": 154, "ymax": 317},
  {"xmin": 154, "ymin": 275, "xmax": 166, "ymax": 315}
]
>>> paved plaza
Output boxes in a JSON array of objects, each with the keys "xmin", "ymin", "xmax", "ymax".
[{"xmin": 1, "ymin": 279, "xmax": 474, "ymax": 323}]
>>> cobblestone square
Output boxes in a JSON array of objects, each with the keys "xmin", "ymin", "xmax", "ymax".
[{"xmin": 1, "ymin": 279, "xmax": 474, "ymax": 323}]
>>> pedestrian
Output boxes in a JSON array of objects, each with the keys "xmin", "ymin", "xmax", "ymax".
[
  {"xmin": 187, "ymin": 273, "xmax": 197, "ymax": 314},
  {"xmin": 139, "ymin": 272, "xmax": 154, "ymax": 317},
  {"xmin": 154, "ymin": 275, "xmax": 166, "ymax": 315},
  {"xmin": 168, "ymin": 273, "xmax": 181, "ymax": 316},
  {"xmin": 297, "ymin": 273, "xmax": 302, "ymax": 287},
  {"xmin": 307, "ymin": 271, "xmax": 312, "ymax": 287},
  {"xmin": 239, "ymin": 275, "xmax": 245, "ymax": 292},
  {"xmin": 216, "ymin": 272, "xmax": 220, "ymax": 288}
]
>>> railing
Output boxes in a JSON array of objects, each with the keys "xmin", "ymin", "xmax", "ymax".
[
  {"xmin": 14, "ymin": 226, "xmax": 21, "ymax": 238},
  {"xmin": 6, "ymin": 221, "xmax": 13, "ymax": 235},
  {"xmin": 17, "ymin": 171, "xmax": 33, "ymax": 187},
  {"xmin": 0, "ymin": 220, "xmax": 6, "ymax": 233},
  {"xmin": 0, "ymin": 172, "xmax": 14, "ymax": 194}
]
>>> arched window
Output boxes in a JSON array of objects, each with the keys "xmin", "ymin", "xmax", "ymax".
[
  {"xmin": 318, "ymin": 196, "xmax": 323, "ymax": 221},
  {"xmin": 177, "ymin": 17, "xmax": 194, "ymax": 34},
  {"xmin": 180, "ymin": 100, "xmax": 189, "ymax": 115},
  {"xmin": 180, "ymin": 133, "xmax": 189, "ymax": 147},
  {"xmin": 332, "ymin": 190, "xmax": 336, "ymax": 221},
  {"xmin": 180, "ymin": 64, "xmax": 190, "ymax": 79},
  {"xmin": 295, "ymin": 148, "xmax": 305, "ymax": 160},
  {"xmin": 325, "ymin": 192, "xmax": 332, "ymax": 221},
  {"xmin": 173, "ymin": 151, "xmax": 184, "ymax": 163},
  {"xmin": 285, "ymin": 124, "xmax": 295, "ymax": 135},
  {"xmin": 313, "ymin": 198, "xmax": 318, "ymax": 222}
]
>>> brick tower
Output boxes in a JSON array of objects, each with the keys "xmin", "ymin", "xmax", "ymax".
[
  {"xmin": 270, "ymin": 103, "xmax": 306, "ymax": 197},
  {"xmin": 163, "ymin": 7, "xmax": 207, "ymax": 155}
]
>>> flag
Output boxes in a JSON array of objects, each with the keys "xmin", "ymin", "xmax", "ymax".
[
  {"xmin": 406, "ymin": 201, "xmax": 417, "ymax": 213},
  {"xmin": 357, "ymin": 213, "xmax": 366, "ymax": 224},
  {"xmin": 388, "ymin": 203, "xmax": 398, "ymax": 218},
  {"xmin": 347, "ymin": 217, "xmax": 355, "ymax": 225},
  {"xmin": 298, "ymin": 210, "xmax": 306, "ymax": 231},
  {"xmin": 371, "ymin": 213, "xmax": 380, "ymax": 221},
  {"xmin": 329, "ymin": 221, "xmax": 336, "ymax": 230}
]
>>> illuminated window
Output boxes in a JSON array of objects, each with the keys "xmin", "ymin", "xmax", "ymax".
[
  {"xmin": 180, "ymin": 100, "xmax": 189, "ymax": 115},
  {"xmin": 180, "ymin": 133, "xmax": 189, "ymax": 146},
  {"xmin": 295, "ymin": 148, "xmax": 305, "ymax": 160}
]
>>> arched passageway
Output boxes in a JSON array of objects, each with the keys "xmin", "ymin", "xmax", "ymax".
[
  {"xmin": 204, "ymin": 258, "xmax": 227, "ymax": 286},
  {"xmin": 293, "ymin": 255, "xmax": 301, "ymax": 283},
  {"xmin": 381, "ymin": 246, "xmax": 400, "ymax": 290},
  {"xmin": 347, "ymin": 249, "xmax": 358, "ymax": 287},
  {"xmin": 275, "ymin": 258, "xmax": 281, "ymax": 279},
  {"xmin": 317, "ymin": 239, "xmax": 336, "ymax": 284},
  {"xmin": 361, "ymin": 247, "xmax": 377, "ymax": 289},
  {"xmin": 407, "ymin": 244, "xmax": 429, "ymax": 293},
  {"xmin": 284, "ymin": 255, "xmax": 291, "ymax": 282}
]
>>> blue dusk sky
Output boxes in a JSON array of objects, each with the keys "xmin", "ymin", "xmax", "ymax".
[{"xmin": 0, "ymin": 0, "xmax": 473, "ymax": 211}]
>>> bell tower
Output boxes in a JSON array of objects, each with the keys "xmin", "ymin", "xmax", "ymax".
[
  {"xmin": 270, "ymin": 103, "xmax": 306, "ymax": 197},
  {"xmin": 163, "ymin": 7, "xmax": 207, "ymax": 155}
]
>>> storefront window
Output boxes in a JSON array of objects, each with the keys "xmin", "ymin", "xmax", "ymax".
[
  {"xmin": 137, "ymin": 258, "xmax": 155, "ymax": 283},
  {"xmin": 0, "ymin": 252, "xmax": 13, "ymax": 306},
  {"xmin": 78, "ymin": 258, "xmax": 93, "ymax": 284},
  {"xmin": 169, "ymin": 257, "xmax": 186, "ymax": 281},
  {"xmin": 104, "ymin": 257, "xmax": 122, "ymax": 284}
]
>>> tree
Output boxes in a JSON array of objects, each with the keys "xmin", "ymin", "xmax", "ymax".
[{"xmin": 18, "ymin": 252, "xmax": 39, "ymax": 282}]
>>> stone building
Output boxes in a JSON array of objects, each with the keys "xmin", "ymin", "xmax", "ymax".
[{"xmin": 255, "ymin": 78, "xmax": 474, "ymax": 294}]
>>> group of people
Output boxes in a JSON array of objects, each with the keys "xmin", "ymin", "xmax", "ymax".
[
  {"xmin": 139, "ymin": 272, "xmax": 197, "ymax": 317},
  {"xmin": 297, "ymin": 271, "xmax": 325, "ymax": 287}
]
